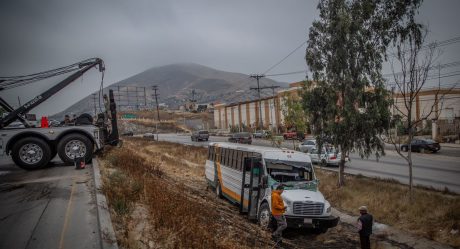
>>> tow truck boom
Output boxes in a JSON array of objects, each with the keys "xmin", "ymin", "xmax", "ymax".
[{"xmin": 0, "ymin": 58, "xmax": 104, "ymax": 128}]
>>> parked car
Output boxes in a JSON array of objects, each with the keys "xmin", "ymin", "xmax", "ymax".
[
  {"xmin": 400, "ymin": 138, "xmax": 440, "ymax": 153},
  {"xmin": 283, "ymin": 131, "xmax": 306, "ymax": 140},
  {"xmin": 191, "ymin": 130, "xmax": 209, "ymax": 141},
  {"xmin": 283, "ymin": 131, "xmax": 298, "ymax": 140},
  {"xmin": 307, "ymin": 146, "xmax": 348, "ymax": 166},
  {"xmin": 253, "ymin": 130, "xmax": 270, "ymax": 138},
  {"xmin": 228, "ymin": 132, "xmax": 252, "ymax": 144},
  {"xmin": 298, "ymin": 139, "xmax": 316, "ymax": 153}
]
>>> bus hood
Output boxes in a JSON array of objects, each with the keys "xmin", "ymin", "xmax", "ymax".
[{"xmin": 282, "ymin": 189, "xmax": 325, "ymax": 203}]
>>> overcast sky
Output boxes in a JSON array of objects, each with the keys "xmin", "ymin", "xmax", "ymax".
[{"xmin": 1, "ymin": 0, "xmax": 459, "ymax": 116}]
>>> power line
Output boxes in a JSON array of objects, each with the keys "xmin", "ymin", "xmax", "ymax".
[
  {"xmin": 382, "ymin": 60, "xmax": 460, "ymax": 77},
  {"xmin": 263, "ymin": 40, "xmax": 307, "ymax": 75},
  {"xmin": 265, "ymin": 70, "xmax": 307, "ymax": 77}
]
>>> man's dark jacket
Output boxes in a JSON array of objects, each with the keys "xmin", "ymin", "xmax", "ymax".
[{"xmin": 358, "ymin": 213, "xmax": 373, "ymax": 236}]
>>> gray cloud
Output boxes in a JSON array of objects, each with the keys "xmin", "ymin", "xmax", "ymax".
[{"xmin": 0, "ymin": 0, "xmax": 459, "ymax": 115}]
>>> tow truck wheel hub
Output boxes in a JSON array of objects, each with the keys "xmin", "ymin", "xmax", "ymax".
[
  {"xmin": 19, "ymin": 144, "xmax": 43, "ymax": 164},
  {"xmin": 65, "ymin": 140, "xmax": 86, "ymax": 159}
]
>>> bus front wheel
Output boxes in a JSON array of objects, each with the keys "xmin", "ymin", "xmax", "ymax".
[{"xmin": 258, "ymin": 203, "xmax": 271, "ymax": 229}]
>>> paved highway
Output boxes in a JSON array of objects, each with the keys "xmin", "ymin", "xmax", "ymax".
[
  {"xmin": 0, "ymin": 158, "xmax": 102, "ymax": 249},
  {"xmin": 155, "ymin": 133, "xmax": 460, "ymax": 193}
]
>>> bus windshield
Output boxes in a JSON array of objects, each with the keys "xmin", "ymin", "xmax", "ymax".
[{"xmin": 265, "ymin": 159, "xmax": 317, "ymax": 191}]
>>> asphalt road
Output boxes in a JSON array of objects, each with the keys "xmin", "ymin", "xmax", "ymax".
[
  {"xmin": 0, "ymin": 158, "xmax": 101, "ymax": 249},
  {"xmin": 155, "ymin": 133, "xmax": 460, "ymax": 193}
]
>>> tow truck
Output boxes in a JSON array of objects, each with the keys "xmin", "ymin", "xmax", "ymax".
[{"xmin": 0, "ymin": 58, "xmax": 119, "ymax": 170}]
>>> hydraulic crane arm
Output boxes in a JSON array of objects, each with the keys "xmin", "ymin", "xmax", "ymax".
[{"xmin": 0, "ymin": 58, "xmax": 104, "ymax": 129}]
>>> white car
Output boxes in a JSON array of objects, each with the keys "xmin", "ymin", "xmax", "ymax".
[
  {"xmin": 307, "ymin": 147, "xmax": 348, "ymax": 166},
  {"xmin": 298, "ymin": 139, "xmax": 316, "ymax": 153}
]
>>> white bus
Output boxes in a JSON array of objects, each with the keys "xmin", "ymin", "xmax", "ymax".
[{"xmin": 205, "ymin": 142, "xmax": 339, "ymax": 232}]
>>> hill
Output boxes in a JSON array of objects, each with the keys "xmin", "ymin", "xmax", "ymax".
[{"xmin": 54, "ymin": 63, "xmax": 288, "ymax": 118}]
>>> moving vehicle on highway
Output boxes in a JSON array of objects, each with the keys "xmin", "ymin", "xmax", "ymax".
[
  {"xmin": 191, "ymin": 130, "xmax": 209, "ymax": 141},
  {"xmin": 228, "ymin": 132, "xmax": 252, "ymax": 144},
  {"xmin": 307, "ymin": 146, "xmax": 348, "ymax": 166},
  {"xmin": 253, "ymin": 130, "xmax": 270, "ymax": 139},
  {"xmin": 0, "ymin": 58, "xmax": 120, "ymax": 170},
  {"xmin": 400, "ymin": 138, "xmax": 440, "ymax": 153},
  {"xmin": 205, "ymin": 142, "xmax": 339, "ymax": 233}
]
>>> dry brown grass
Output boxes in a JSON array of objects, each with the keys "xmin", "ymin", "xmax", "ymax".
[
  {"xmin": 129, "ymin": 119, "xmax": 188, "ymax": 133},
  {"xmin": 100, "ymin": 138, "xmax": 271, "ymax": 249},
  {"xmin": 315, "ymin": 169, "xmax": 460, "ymax": 247}
]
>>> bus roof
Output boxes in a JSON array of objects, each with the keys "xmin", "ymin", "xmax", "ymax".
[{"xmin": 209, "ymin": 142, "xmax": 311, "ymax": 163}]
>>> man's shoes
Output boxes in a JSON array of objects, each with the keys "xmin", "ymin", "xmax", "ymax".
[{"xmin": 271, "ymin": 234, "xmax": 282, "ymax": 243}]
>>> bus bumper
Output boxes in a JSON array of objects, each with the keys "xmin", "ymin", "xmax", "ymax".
[{"xmin": 284, "ymin": 215, "xmax": 340, "ymax": 229}]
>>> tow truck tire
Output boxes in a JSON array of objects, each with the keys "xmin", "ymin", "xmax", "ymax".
[
  {"xmin": 11, "ymin": 137, "xmax": 52, "ymax": 170},
  {"xmin": 57, "ymin": 133, "xmax": 93, "ymax": 165}
]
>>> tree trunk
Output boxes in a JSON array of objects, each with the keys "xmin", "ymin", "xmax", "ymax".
[
  {"xmin": 337, "ymin": 146, "xmax": 346, "ymax": 187},
  {"xmin": 407, "ymin": 123, "xmax": 414, "ymax": 202}
]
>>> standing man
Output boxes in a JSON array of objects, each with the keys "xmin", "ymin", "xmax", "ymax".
[
  {"xmin": 357, "ymin": 206, "xmax": 373, "ymax": 249},
  {"xmin": 271, "ymin": 185, "xmax": 287, "ymax": 243}
]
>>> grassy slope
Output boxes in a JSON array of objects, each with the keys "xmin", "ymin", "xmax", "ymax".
[{"xmin": 315, "ymin": 169, "xmax": 460, "ymax": 247}]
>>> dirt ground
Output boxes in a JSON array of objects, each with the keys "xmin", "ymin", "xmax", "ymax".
[{"xmin": 99, "ymin": 138, "xmax": 405, "ymax": 249}]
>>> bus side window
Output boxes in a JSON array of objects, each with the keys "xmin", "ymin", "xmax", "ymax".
[
  {"xmin": 217, "ymin": 147, "xmax": 221, "ymax": 162},
  {"xmin": 230, "ymin": 149, "xmax": 235, "ymax": 169},
  {"xmin": 210, "ymin": 146, "xmax": 215, "ymax": 161},
  {"xmin": 239, "ymin": 151, "xmax": 244, "ymax": 171},
  {"xmin": 234, "ymin": 150, "xmax": 240, "ymax": 170},
  {"xmin": 229, "ymin": 149, "xmax": 233, "ymax": 168},
  {"xmin": 221, "ymin": 148, "xmax": 224, "ymax": 163},
  {"xmin": 208, "ymin": 146, "xmax": 212, "ymax": 160}
]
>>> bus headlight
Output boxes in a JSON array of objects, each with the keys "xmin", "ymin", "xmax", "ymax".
[{"xmin": 326, "ymin": 206, "xmax": 331, "ymax": 213}]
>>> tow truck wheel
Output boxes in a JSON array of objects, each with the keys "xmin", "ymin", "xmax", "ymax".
[
  {"xmin": 57, "ymin": 133, "xmax": 93, "ymax": 165},
  {"xmin": 258, "ymin": 203, "xmax": 272, "ymax": 229},
  {"xmin": 11, "ymin": 137, "xmax": 52, "ymax": 170}
]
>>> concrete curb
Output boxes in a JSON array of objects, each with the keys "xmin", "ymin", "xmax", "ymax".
[
  {"xmin": 92, "ymin": 159, "xmax": 119, "ymax": 249},
  {"xmin": 332, "ymin": 208, "xmax": 454, "ymax": 249}
]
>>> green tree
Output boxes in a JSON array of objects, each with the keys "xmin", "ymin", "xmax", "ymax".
[
  {"xmin": 304, "ymin": 0, "xmax": 422, "ymax": 187},
  {"xmin": 282, "ymin": 93, "xmax": 308, "ymax": 134}
]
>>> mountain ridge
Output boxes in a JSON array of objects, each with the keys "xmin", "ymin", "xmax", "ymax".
[{"xmin": 53, "ymin": 63, "xmax": 290, "ymax": 118}]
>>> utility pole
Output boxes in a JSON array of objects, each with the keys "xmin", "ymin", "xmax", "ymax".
[
  {"xmin": 250, "ymin": 74, "xmax": 265, "ymax": 131},
  {"xmin": 152, "ymin": 85, "xmax": 160, "ymax": 141}
]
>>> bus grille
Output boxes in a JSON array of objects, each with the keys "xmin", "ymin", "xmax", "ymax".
[{"xmin": 293, "ymin": 201, "xmax": 324, "ymax": 215}]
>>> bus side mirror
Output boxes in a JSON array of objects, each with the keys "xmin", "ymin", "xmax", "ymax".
[{"xmin": 261, "ymin": 175, "xmax": 268, "ymax": 189}]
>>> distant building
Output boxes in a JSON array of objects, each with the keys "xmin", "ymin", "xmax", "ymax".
[
  {"xmin": 392, "ymin": 88, "xmax": 460, "ymax": 139},
  {"xmin": 213, "ymin": 82, "xmax": 301, "ymax": 132}
]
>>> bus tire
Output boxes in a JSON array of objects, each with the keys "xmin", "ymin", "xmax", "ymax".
[
  {"xmin": 57, "ymin": 133, "xmax": 93, "ymax": 165},
  {"xmin": 11, "ymin": 137, "xmax": 52, "ymax": 170},
  {"xmin": 258, "ymin": 203, "xmax": 272, "ymax": 229},
  {"xmin": 215, "ymin": 181, "xmax": 223, "ymax": 198}
]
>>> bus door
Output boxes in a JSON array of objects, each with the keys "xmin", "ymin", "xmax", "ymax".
[{"xmin": 240, "ymin": 157, "xmax": 262, "ymax": 220}]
